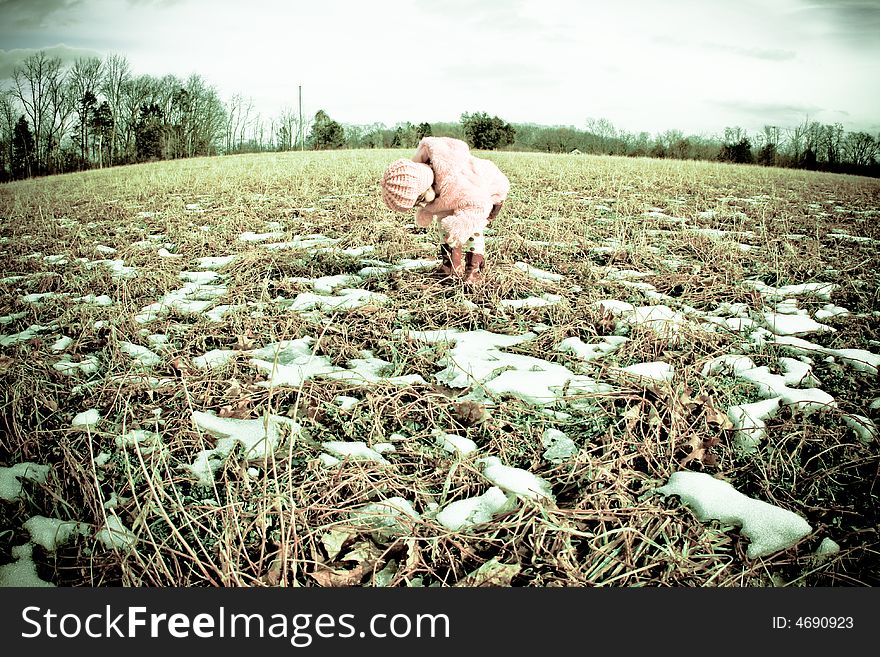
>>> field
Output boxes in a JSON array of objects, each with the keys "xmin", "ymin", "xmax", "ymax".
[{"xmin": 1, "ymin": 149, "xmax": 878, "ymax": 587}]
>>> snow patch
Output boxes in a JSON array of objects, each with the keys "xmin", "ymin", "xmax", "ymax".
[{"xmin": 656, "ymin": 471, "xmax": 811, "ymax": 559}]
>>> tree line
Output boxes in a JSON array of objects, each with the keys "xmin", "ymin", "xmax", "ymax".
[{"xmin": 2, "ymin": 50, "xmax": 878, "ymax": 181}]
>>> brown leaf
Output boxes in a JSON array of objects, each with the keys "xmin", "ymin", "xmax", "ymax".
[
  {"xmin": 170, "ymin": 356, "xmax": 191, "ymax": 374},
  {"xmin": 705, "ymin": 406, "xmax": 734, "ymax": 430},
  {"xmin": 309, "ymin": 563, "xmax": 366, "ymax": 587},
  {"xmin": 340, "ymin": 541, "xmax": 383, "ymax": 568},
  {"xmin": 0, "ymin": 355, "xmax": 15, "ymax": 375},
  {"xmin": 219, "ymin": 398, "xmax": 252, "ymax": 419},
  {"xmin": 223, "ymin": 378, "xmax": 243, "ymax": 399},
  {"xmin": 236, "ymin": 331, "xmax": 256, "ymax": 350},
  {"xmin": 455, "ymin": 558, "xmax": 521, "ymax": 587},
  {"xmin": 679, "ymin": 446, "xmax": 706, "ymax": 468},
  {"xmin": 262, "ymin": 558, "xmax": 284, "ymax": 586},
  {"xmin": 454, "ymin": 400, "xmax": 489, "ymax": 426}
]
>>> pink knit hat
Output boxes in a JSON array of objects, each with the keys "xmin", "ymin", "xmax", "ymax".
[{"xmin": 381, "ymin": 159, "xmax": 434, "ymax": 211}]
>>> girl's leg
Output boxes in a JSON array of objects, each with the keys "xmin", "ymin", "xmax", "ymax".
[
  {"xmin": 437, "ymin": 242, "xmax": 464, "ymax": 277},
  {"xmin": 463, "ymin": 231, "xmax": 486, "ymax": 283}
]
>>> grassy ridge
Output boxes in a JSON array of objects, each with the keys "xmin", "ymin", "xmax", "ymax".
[{"xmin": 1, "ymin": 150, "xmax": 878, "ymax": 586}]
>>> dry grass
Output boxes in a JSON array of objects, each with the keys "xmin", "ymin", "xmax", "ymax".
[{"xmin": 1, "ymin": 150, "xmax": 878, "ymax": 587}]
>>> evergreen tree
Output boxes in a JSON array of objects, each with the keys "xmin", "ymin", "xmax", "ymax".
[
  {"xmin": 719, "ymin": 137, "xmax": 754, "ymax": 164},
  {"xmin": 416, "ymin": 122, "xmax": 432, "ymax": 140},
  {"xmin": 308, "ymin": 110, "xmax": 344, "ymax": 150},
  {"xmin": 90, "ymin": 101, "xmax": 114, "ymax": 167},
  {"xmin": 135, "ymin": 102, "xmax": 164, "ymax": 161},
  {"xmin": 12, "ymin": 115, "xmax": 35, "ymax": 179},
  {"xmin": 460, "ymin": 112, "xmax": 515, "ymax": 149}
]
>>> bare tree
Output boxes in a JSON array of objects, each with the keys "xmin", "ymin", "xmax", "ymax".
[
  {"xmin": 276, "ymin": 106, "xmax": 301, "ymax": 151},
  {"xmin": 100, "ymin": 54, "xmax": 131, "ymax": 165},
  {"xmin": 820, "ymin": 122, "xmax": 844, "ymax": 165},
  {"xmin": 225, "ymin": 94, "xmax": 256, "ymax": 152},
  {"xmin": 69, "ymin": 57, "xmax": 102, "ymax": 168},
  {"xmin": 0, "ymin": 91, "xmax": 16, "ymax": 178},
  {"xmin": 11, "ymin": 51, "xmax": 66, "ymax": 174},
  {"xmin": 586, "ymin": 117, "xmax": 619, "ymax": 154},
  {"xmin": 120, "ymin": 75, "xmax": 161, "ymax": 161},
  {"xmin": 843, "ymin": 132, "xmax": 878, "ymax": 167}
]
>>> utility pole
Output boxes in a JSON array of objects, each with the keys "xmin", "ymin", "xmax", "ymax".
[{"xmin": 299, "ymin": 85, "xmax": 304, "ymax": 151}]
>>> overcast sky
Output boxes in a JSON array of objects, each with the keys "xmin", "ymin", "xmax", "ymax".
[{"xmin": 1, "ymin": 0, "xmax": 878, "ymax": 138}]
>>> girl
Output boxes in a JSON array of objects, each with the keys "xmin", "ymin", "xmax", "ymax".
[{"xmin": 380, "ymin": 136, "xmax": 510, "ymax": 284}]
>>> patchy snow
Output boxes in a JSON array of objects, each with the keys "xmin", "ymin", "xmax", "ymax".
[
  {"xmin": 72, "ymin": 408, "xmax": 101, "ymax": 428},
  {"xmin": 184, "ymin": 411, "xmax": 301, "ymax": 485},
  {"xmin": 618, "ymin": 361, "xmax": 674, "ymax": 384},
  {"xmin": 51, "ymin": 335, "xmax": 73, "ymax": 352},
  {"xmin": 744, "ymin": 279, "xmax": 835, "ymax": 301},
  {"xmin": 761, "ymin": 312, "xmax": 835, "ymax": 336},
  {"xmin": 435, "ymin": 487, "xmax": 514, "ymax": 531},
  {"xmin": 89, "ymin": 258, "xmax": 137, "ymax": 280},
  {"xmin": 350, "ymin": 497, "xmax": 421, "ymax": 538},
  {"xmin": 842, "ymin": 414, "xmax": 878, "ymax": 444},
  {"xmin": 771, "ymin": 335, "xmax": 880, "ymax": 377},
  {"xmin": 262, "ymin": 234, "xmax": 341, "ymax": 251},
  {"xmin": 135, "ymin": 278, "xmax": 228, "ymax": 324},
  {"xmin": 0, "ymin": 544, "xmax": 54, "ymax": 587},
  {"xmin": 334, "ymin": 395, "xmax": 360, "ymax": 411},
  {"xmin": 655, "ymin": 470, "xmax": 811, "ymax": 559},
  {"xmin": 622, "ymin": 305, "xmax": 691, "ymax": 340},
  {"xmin": 321, "ymin": 441, "xmax": 390, "ymax": 464},
  {"xmin": 119, "ymin": 342, "xmax": 162, "ymax": 368},
  {"xmin": 738, "ymin": 366, "xmax": 834, "ymax": 412},
  {"xmin": 357, "ymin": 258, "xmax": 437, "ymax": 277},
  {"xmin": 288, "ymin": 274, "xmax": 362, "ymax": 294},
  {"xmin": 541, "ymin": 428, "xmax": 578, "ymax": 463},
  {"xmin": 778, "ymin": 357, "xmax": 818, "ymax": 387},
  {"xmin": 401, "ymin": 328, "xmax": 612, "ymax": 406},
  {"xmin": 437, "ymin": 432, "xmax": 479, "ymax": 456},
  {"xmin": 116, "ymin": 429, "xmax": 162, "ymax": 454},
  {"xmin": 195, "ymin": 255, "xmax": 237, "ymax": 269},
  {"xmin": 95, "ymin": 514, "xmax": 137, "ymax": 550},
  {"xmin": 77, "ymin": 293, "xmax": 113, "ymax": 306},
  {"xmin": 193, "ymin": 349, "xmax": 238, "ymax": 370},
  {"xmin": 815, "ymin": 537, "xmax": 841, "ymax": 559},
  {"xmin": 284, "ymin": 288, "xmax": 389, "ymax": 312},
  {"xmin": 703, "ymin": 353, "xmax": 835, "ymax": 452},
  {"xmin": 479, "ymin": 456, "xmax": 554, "ymax": 502},
  {"xmin": 0, "ymin": 462, "xmax": 51, "ymax": 502},
  {"xmin": 592, "ymin": 299, "xmax": 636, "ymax": 316},
  {"xmin": 22, "ymin": 516, "xmax": 89, "ymax": 552},
  {"xmin": 514, "ymin": 261, "xmax": 564, "ymax": 282},
  {"xmin": 500, "ymin": 293, "xmax": 563, "ymax": 309},
  {"xmin": 22, "ymin": 291, "xmax": 68, "ymax": 304},
  {"xmin": 727, "ymin": 399, "xmax": 782, "ymax": 452},
  {"xmin": 814, "ymin": 304, "xmax": 850, "ymax": 321},
  {"xmin": 239, "ymin": 230, "xmax": 285, "ymax": 242},
  {"xmin": 180, "ymin": 270, "xmax": 220, "ymax": 284},
  {"xmin": 1, "ymin": 324, "xmax": 51, "ymax": 346},
  {"xmin": 0, "ymin": 311, "xmax": 28, "ymax": 324},
  {"xmin": 248, "ymin": 338, "xmax": 342, "ymax": 387}
]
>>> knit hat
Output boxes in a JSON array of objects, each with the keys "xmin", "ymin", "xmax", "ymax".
[{"xmin": 381, "ymin": 159, "xmax": 434, "ymax": 211}]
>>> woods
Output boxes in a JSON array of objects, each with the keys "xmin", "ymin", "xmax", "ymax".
[{"xmin": 1, "ymin": 50, "xmax": 878, "ymax": 181}]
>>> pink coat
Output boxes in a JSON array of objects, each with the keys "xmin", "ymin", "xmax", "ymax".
[{"xmin": 411, "ymin": 137, "xmax": 510, "ymax": 248}]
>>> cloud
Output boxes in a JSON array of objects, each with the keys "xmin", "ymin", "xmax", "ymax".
[
  {"xmin": 708, "ymin": 99, "xmax": 828, "ymax": 129},
  {"xmin": 0, "ymin": 0, "xmax": 85, "ymax": 28},
  {"xmin": 791, "ymin": 0, "xmax": 880, "ymax": 47},
  {"xmin": 125, "ymin": 0, "xmax": 185, "ymax": 7},
  {"xmin": 654, "ymin": 36, "xmax": 796, "ymax": 61},
  {"xmin": 0, "ymin": 44, "xmax": 104, "ymax": 79},
  {"xmin": 702, "ymin": 42, "xmax": 796, "ymax": 61}
]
